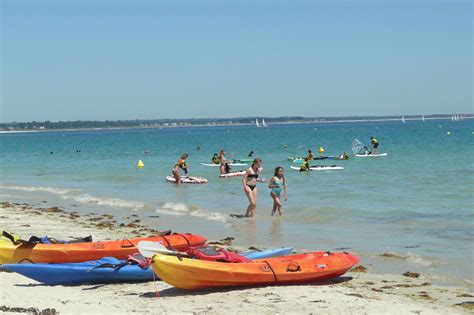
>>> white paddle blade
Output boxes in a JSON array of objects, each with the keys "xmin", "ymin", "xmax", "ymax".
[{"xmin": 138, "ymin": 241, "xmax": 175, "ymax": 258}]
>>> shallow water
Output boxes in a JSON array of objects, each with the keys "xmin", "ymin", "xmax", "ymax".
[{"xmin": 1, "ymin": 119, "xmax": 473, "ymax": 285}]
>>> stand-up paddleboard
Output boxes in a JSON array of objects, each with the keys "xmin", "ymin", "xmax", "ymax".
[
  {"xmin": 166, "ymin": 176, "xmax": 208, "ymax": 184},
  {"xmin": 291, "ymin": 156, "xmax": 348, "ymax": 162},
  {"xmin": 232, "ymin": 158, "xmax": 253, "ymax": 163},
  {"xmin": 354, "ymin": 153, "xmax": 388, "ymax": 157},
  {"xmin": 219, "ymin": 171, "xmax": 246, "ymax": 178},
  {"xmin": 200, "ymin": 163, "xmax": 247, "ymax": 167},
  {"xmin": 290, "ymin": 165, "xmax": 344, "ymax": 171},
  {"xmin": 288, "ymin": 157, "xmax": 305, "ymax": 163},
  {"xmin": 314, "ymin": 155, "xmax": 349, "ymax": 161}
]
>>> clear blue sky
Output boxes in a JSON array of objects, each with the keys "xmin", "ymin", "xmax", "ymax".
[{"xmin": 1, "ymin": 0, "xmax": 472, "ymax": 122}]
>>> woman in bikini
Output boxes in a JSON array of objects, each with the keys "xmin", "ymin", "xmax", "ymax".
[
  {"xmin": 268, "ymin": 166, "xmax": 288, "ymax": 216},
  {"xmin": 219, "ymin": 149, "xmax": 230, "ymax": 174},
  {"xmin": 172, "ymin": 153, "xmax": 189, "ymax": 184},
  {"xmin": 242, "ymin": 158, "xmax": 265, "ymax": 217}
]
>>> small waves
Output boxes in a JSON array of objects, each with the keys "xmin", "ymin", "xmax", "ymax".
[
  {"xmin": 1, "ymin": 184, "xmax": 145, "ymax": 211},
  {"xmin": 1, "ymin": 184, "xmax": 79, "ymax": 195},
  {"xmin": 155, "ymin": 202, "xmax": 228, "ymax": 224},
  {"xmin": 378, "ymin": 252, "xmax": 439, "ymax": 267},
  {"xmin": 60, "ymin": 194, "xmax": 146, "ymax": 210}
]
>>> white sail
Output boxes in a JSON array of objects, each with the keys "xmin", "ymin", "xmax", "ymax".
[
  {"xmin": 255, "ymin": 119, "xmax": 261, "ymax": 127},
  {"xmin": 352, "ymin": 139, "xmax": 370, "ymax": 155},
  {"xmin": 262, "ymin": 119, "xmax": 268, "ymax": 127},
  {"xmin": 422, "ymin": 115, "xmax": 425, "ymax": 122},
  {"xmin": 402, "ymin": 116, "xmax": 406, "ymax": 123}
]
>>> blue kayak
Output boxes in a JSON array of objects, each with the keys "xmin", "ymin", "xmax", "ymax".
[
  {"xmin": 3, "ymin": 247, "xmax": 294, "ymax": 285},
  {"xmin": 240, "ymin": 247, "xmax": 294, "ymax": 260}
]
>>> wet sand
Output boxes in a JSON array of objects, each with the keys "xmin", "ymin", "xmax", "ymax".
[{"xmin": 0, "ymin": 202, "xmax": 472, "ymax": 314}]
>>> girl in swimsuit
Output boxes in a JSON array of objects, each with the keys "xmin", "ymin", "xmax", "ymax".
[
  {"xmin": 268, "ymin": 166, "xmax": 287, "ymax": 216},
  {"xmin": 172, "ymin": 153, "xmax": 189, "ymax": 184},
  {"xmin": 242, "ymin": 158, "xmax": 265, "ymax": 217}
]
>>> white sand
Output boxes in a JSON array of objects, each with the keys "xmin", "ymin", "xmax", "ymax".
[{"xmin": 0, "ymin": 203, "xmax": 472, "ymax": 314}]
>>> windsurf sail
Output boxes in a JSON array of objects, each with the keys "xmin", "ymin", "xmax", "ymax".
[{"xmin": 352, "ymin": 139, "xmax": 370, "ymax": 155}]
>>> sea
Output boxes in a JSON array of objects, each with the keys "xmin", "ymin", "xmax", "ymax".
[{"xmin": 1, "ymin": 119, "xmax": 473, "ymax": 287}]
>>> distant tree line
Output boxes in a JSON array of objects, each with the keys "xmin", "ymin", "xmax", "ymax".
[{"xmin": 0, "ymin": 114, "xmax": 466, "ymax": 131}]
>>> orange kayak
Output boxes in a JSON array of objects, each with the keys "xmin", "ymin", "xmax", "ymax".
[
  {"xmin": 152, "ymin": 251, "xmax": 359, "ymax": 290},
  {"xmin": 0, "ymin": 233, "xmax": 206, "ymax": 264}
]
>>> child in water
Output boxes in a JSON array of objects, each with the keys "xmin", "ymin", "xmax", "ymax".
[{"xmin": 268, "ymin": 167, "xmax": 288, "ymax": 215}]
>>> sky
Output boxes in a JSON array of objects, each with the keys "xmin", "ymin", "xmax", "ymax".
[{"xmin": 1, "ymin": 0, "xmax": 472, "ymax": 122}]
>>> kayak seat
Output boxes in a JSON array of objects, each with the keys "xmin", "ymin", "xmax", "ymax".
[{"xmin": 287, "ymin": 261, "xmax": 301, "ymax": 272}]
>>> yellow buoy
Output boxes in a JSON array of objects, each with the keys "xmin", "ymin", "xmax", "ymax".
[
  {"xmin": 137, "ymin": 160, "xmax": 145, "ymax": 168},
  {"xmin": 319, "ymin": 147, "xmax": 325, "ymax": 154}
]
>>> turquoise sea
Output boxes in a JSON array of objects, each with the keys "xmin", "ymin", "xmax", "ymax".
[{"xmin": 1, "ymin": 119, "xmax": 473, "ymax": 286}]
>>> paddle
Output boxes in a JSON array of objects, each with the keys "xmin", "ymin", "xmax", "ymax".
[{"xmin": 138, "ymin": 241, "xmax": 190, "ymax": 258}]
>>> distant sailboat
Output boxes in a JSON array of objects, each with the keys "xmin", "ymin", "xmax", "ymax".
[
  {"xmin": 262, "ymin": 119, "xmax": 268, "ymax": 127},
  {"xmin": 401, "ymin": 116, "xmax": 406, "ymax": 123},
  {"xmin": 422, "ymin": 115, "xmax": 425, "ymax": 122},
  {"xmin": 255, "ymin": 119, "xmax": 261, "ymax": 128},
  {"xmin": 451, "ymin": 115, "xmax": 455, "ymax": 121}
]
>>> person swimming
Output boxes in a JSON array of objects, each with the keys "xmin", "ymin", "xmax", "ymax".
[
  {"xmin": 248, "ymin": 150, "xmax": 254, "ymax": 157},
  {"xmin": 242, "ymin": 158, "xmax": 265, "ymax": 217},
  {"xmin": 172, "ymin": 153, "xmax": 189, "ymax": 184},
  {"xmin": 269, "ymin": 167, "xmax": 288, "ymax": 216}
]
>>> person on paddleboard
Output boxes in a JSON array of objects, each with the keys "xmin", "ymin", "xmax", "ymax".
[
  {"xmin": 269, "ymin": 167, "xmax": 288, "ymax": 216},
  {"xmin": 211, "ymin": 153, "xmax": 220, "ymax": 164},
  {"xmin": 172, "ymin": 153, "xmax": 189, "ymax": 184},
  {"xmin": 370, "ymin": 137, "xmax": 379, "ymax": 155},
  {"xmin": 242, "ymin": 158, "xmax": 265, "ymax": 217},
  {"xmin": 337, "ymin": 152, "xmax": 349, "ymax": 160},
  {"xmin": 306, "ymin": 149, "xmax": 314, "ymax": 161},
  {"xmin": 299, "ymin": 158, "xmax": 310, "ymax": 171}
]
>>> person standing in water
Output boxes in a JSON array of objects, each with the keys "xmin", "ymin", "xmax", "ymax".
[
  {"xmin": 370, "ymin": 137, "xmax": 379, "ymax": 155},
  {"xmin": 172, "ymin": 153, "xmax": 189, "ymax": 184},
  {"xmin": 268, "ymin": 167, "xmax": 288, "ymax": 216},
  {"xmin": 306, "ymin": 149, "xmax": 314, "ymax": 161},
  {"xmin": 219, "ymin": 149, "xmax": 229, "ymax": 174},
  {"xmin": 242, "ymin": 158, "xmax": 265, "ymax": 217}
]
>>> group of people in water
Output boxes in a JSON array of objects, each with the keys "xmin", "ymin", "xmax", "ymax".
[
  {"xmin": 171, "ymin": 153, "xmax": 287, "ymax": 218},
  {"xmin": 170, "ymin": 136, "xmax": 379, "ymax": 218},
  {"xmin": 241, "ymin": 159, "xmax": 288, "ymax": 217}
]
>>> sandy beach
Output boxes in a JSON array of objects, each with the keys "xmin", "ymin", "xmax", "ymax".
[{"xmin": 0, "ymin": 202, "xmax": 472, "ymax": 314}]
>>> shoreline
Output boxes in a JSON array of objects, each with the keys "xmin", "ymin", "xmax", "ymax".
[
  {"xmin": 0, "ymin": 201, "xmax": 472, "ymax": 314},
  {"xmin": 0, "ymin": 115, "xmax": 472, "ymax": 134}
]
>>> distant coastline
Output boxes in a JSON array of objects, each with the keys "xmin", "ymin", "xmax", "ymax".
[{"xmin": 0, "ymin": 114, "xmax": 472, "ymax": 133}]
